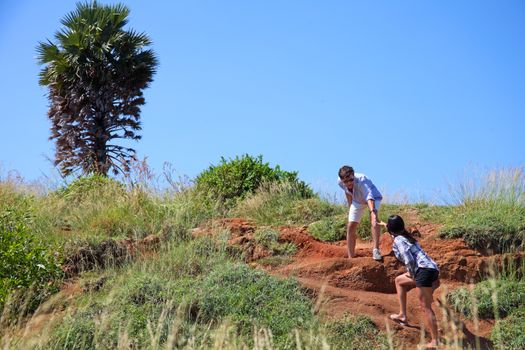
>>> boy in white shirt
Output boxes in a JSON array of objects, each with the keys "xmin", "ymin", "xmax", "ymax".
[{"xmin": 338, "ymin": 165, "xmax": 383, "ymax": 260}]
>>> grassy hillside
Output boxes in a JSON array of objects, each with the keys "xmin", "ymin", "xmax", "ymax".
[{"xmin": 1, "ymin": 165, "xmax": 524, "ymax": 349}]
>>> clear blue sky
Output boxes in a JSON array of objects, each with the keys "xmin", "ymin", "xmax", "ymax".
[{"xmin": 1, "ymin": 0, "xmax": 524, "ymax": 202}]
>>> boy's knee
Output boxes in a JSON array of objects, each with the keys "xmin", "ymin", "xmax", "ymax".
[{"xmin": 348, "ymin": 221, "xmax": 359, "ymax": 229}]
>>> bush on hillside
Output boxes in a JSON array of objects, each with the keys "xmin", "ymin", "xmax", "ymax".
[
  {"xmin": 197, "ymin": 263, "xmax": 314, "ymax": 346},
  {"xmin": 55, "ymin": 174, "xmax": 126, "ymax": 203},
  {"xmin": 447, "ymin": 278, "xmax": 525, "ymax": 319},
  {"xmin": 491, "ymin": 307, "xmax": 525, "ymax": 350},
  {"xmin": 194, "ymin": 154, "xmax": 313, "ymax": 208},
  {"xmin": 254, "ymin": 228, "xmax": 297, "ymax": 256},
  {"xmin": 0, "ymin": 207, "xmax": 61, "ymax": 320},
  {"xmin": 308, "ymin": 215, "xmax": 347, "ymax": 242}
]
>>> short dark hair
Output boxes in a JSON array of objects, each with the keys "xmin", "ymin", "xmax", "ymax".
[{"xmin": 338, "ymin": 166, "xmax": 354, "ymax": 179}]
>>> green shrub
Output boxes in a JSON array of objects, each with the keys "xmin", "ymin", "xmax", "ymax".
[
  {"xmin": 0, "ymin": 206, "xmax": 62, "ymax": 320},
  {"xmin": 254, "ymin": 228, "xmax": 297, "ymax": 256},
  {"xmin": 447, "ymin": 278, "xmax": 525, "ymax": 319},
  {"xmin": 491, "ymin": 308, "xmax": 525, "ymax": 350},
  {"xmin": 55, "ymin": 174, "xmax": 126, "ymax": 203},
  {"xmin": 197, "ymin": 263, "xmax": 314, "ymax": 347},
  {"xmin": 308, "ymin": 215, "xmax": 347, "ymax": 242},
  {"xmin": 195, "ymin": 154, "xmax": 313, "ymax": 208},
  {"xmin": 108, "ymin": 274, "xmax": 180, "ymax": 346},
  {"xmin": 325, "ymin": 314, "xmax": 388, "ymax": 350}
]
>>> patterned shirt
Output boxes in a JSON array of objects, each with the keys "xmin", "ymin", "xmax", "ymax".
[
  {"xmin": 337, "ymin": 173, "xmax": 383, "ymax": 205},
  {"xmin": 392, "ymin": 235, "xmax": 439, "ymax": 277}
]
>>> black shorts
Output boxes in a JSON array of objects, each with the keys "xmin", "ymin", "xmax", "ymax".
[{"xmin": 415, "ymin": 268, "xmax": 439, "ymax": 287}]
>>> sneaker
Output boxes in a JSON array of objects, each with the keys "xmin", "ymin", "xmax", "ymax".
[{"xmin": 372, "ymin": 248, "xmax": 382, "ymax": 261}]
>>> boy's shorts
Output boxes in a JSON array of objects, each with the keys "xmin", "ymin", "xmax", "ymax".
[{"xmin": 348, "ymin": 200, "xmax": 381, "ymax": 223}]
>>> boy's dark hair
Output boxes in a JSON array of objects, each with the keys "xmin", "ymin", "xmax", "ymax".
[
  {"xmin": 387, "ymin": 215, "xmax": 417, "ymax": 244},
  {"xmin": 338, "ymin": 166, "xmax": 354, "ymax": 179}
]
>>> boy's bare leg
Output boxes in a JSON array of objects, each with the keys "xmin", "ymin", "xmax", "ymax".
[
  {"xmin": 347, "ymin": 221, "xmax": 359, "ymax": 257},
  {"xmin": 371, "ymin": 213, "xmax": 381, "ymax": 250}
]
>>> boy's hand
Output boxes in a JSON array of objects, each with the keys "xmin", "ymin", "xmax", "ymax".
[{"xmin": 377, "ymin": 221, "xmax": 387, "ymax": 227}]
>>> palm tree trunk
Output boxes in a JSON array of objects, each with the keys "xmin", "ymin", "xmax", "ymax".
[{"xmin": 94, "ymin": 100, "xmax": 109, "ymax": 175}]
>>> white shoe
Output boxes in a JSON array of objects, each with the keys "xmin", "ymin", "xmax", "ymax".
[{"xmin": 373, "ymin": 248, "xmax": 382, "ymax": 261}]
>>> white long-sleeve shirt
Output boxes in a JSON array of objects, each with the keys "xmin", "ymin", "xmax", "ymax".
[{"xmin": 337, "ymin": 173, "xmax": 382, "ymax": 205}]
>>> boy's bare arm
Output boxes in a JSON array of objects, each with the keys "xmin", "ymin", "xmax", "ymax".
[{"xmin": 345, "ymin": 192, "xmax": 353, "ymax": 206}]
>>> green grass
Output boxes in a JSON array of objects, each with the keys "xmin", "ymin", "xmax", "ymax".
[
  {"xmin": 35, "ymin": 236, "xmax": 316, "ymax": 349},
  {"xmin": 446, "ymin": 259, "xmax": 525, "ymax": 349},
  {"xmin": 414, "ymin": 203, "xmax": 455, "ymax": 224},
  {"xmin": 447, "ymin": 278, "xmax": 525, "ymax": 319},
  {"xmin": 0, "ymin": 174, "xmax": 225, "ymax": 328},
  {"xmin": 26, "ymin": 235, "xmax": 389, "ymax": 350},
  {"xmin": 324, "ymin": 314, "xmax": 388, "ymax": 350},
  {"xmin": 26, "ymin": 175, "xmax": 224, "ymax": 246},
  {"xmin": 3, "ymin": 167, "xmax": 525, "ymax": 349},
  {"xmin": 439, "ymin": 168, "xmax": 525, "ymax": 253},
  {"xmin": 234, "ymin": 181, "xmax": 343, "ymax": 226},
  {"xmin": 308, "ymin": 203, "xmax": 414, "ymax": 242},
  {"xmin": 491, "ymin": 307, "xmax": 525, "ymax": 350}
]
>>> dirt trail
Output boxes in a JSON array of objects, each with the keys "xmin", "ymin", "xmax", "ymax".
[{"xmin": 206, "ymin": 218, "xmax": 524, "ymax": 349}]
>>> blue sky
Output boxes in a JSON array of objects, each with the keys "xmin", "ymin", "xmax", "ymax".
[{"xmin": 0, "ymin": 0, "xmax": 524, "ymax": 202}]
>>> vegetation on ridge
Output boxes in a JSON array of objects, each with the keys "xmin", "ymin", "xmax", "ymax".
[{"xmin": 1, "ymin": 162, "xmax": 524, "ymax": 349}]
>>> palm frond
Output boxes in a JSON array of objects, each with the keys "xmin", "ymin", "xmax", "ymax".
[
  {"xmin": 36, "ymin": 40, "xmax": 60, "ymax": 64},
  {"xmin": 125, "ymin": 29, "xmax": 152, "ymax": 48}
]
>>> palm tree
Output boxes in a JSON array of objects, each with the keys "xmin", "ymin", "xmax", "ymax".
[{"xmin": 37, "ymin": 1, "xmax": 158, "ymax": 176}]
